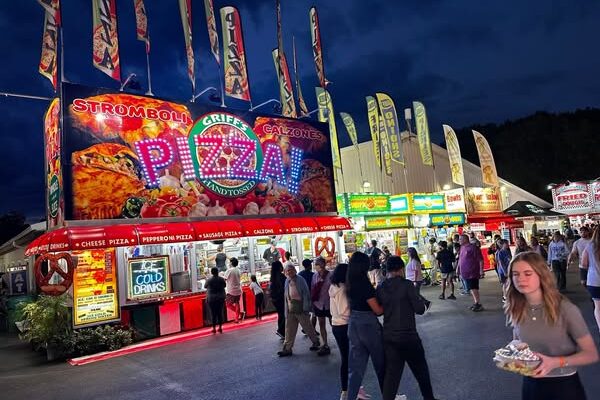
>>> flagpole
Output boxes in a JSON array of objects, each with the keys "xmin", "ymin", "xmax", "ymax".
[
  {"xmin": 217, "ymin": 60, "xmax": 226, "ymax": 107},
  {"xmin": 60, "ymin": 23, "xmax": 65, "ymax": 85},
  {"xmin": 145, "ymin": 38, "xmax": 153, "ymax": 95}
]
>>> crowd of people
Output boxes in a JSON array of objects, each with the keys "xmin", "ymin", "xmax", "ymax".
[{"xmin": 260, "ymin": 227, "xmax": 600, "ymax": 400}]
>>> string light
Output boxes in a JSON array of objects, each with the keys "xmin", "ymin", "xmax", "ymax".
[
  {"xmin": 134, "ymin": 138, "xmax": 175, "ymax": 188},
  {"xmin": 288, "ymin": 146, "xmax": 303, "ymax": 194},
  {"xmin": 229, "ymin": 135, "xmax": 259, "ymax": 180},
  {"xmin": 195, "ymin": 135, "xmax": 227, "ymax": 179},
  {"xmin": 175, "ymin": 136, "xmax": 196, "ymax": 181},
  {"xmin": 259, "ymin": 143, "xmax": 286, "ymax": 185}
]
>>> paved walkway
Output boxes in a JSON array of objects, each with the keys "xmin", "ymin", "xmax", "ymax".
[{"xmin": 1, "ymin": 268, "xmax": 599, "ymax": 400}]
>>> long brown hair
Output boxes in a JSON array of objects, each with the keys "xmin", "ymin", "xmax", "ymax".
[
  {"xmin": 504, "ymin": 251, "xmax": 563, "ymax": 326},
  {"xmin": 592, "ymin": 226, "xmax": 600, "ymax": 263}
]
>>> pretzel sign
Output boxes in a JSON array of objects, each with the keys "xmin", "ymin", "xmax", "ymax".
[
  {"xmin": 315, "ymin": 236, "xmax": 335, "ymax": 259},
  {"xmin": 35, "ymin": 252, "xmax": 75, "ymax": 296}
]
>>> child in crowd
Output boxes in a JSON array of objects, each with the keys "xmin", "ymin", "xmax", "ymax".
[
  {"xmin": 436, "ymin": 241, "xmax": 456, "ymax": 300},
  {"xmin": 249, "ymin": 275, "xmax": 264, "ymax": 320}
]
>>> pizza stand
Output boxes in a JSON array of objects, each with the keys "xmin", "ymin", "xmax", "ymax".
[{"xmin": 25, "ymin": 83, "xmax": 351, "ymax": 339}]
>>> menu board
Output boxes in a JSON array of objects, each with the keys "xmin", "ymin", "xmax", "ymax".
[
  {"xmin": 127, "ymin": 256, "xmax": 171, "ymax": 300},
  {"xmin": 365, "ymin": 215, "xmax": 411, "ymax": 231},
  {"xmin": 466, "ymin": 187, "xmax": 501, "ymax": 214},
  {"xmin": 442, "ymin": 188, "xmax": 466, "ymax": 213},
  {"xmin": 344, "ymin": 193, "xmax": 390, "ymax": 215},
  {"xmin": 411, "ymin": 194, "xmax": 446, "ymax": 213},
  {"xmin": 72, "ymin": 249, "xmax": 120, "ymax": 327},
  {"xmin": 430, "ymin": 213, "xmax": 466, "ymax": 226},
  {"xmin": 389, "ymin": 194, "xmax": 410, "ymax": 213}
]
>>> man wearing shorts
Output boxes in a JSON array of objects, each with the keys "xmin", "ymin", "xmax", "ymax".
[
  {"xmin": 224, "ymin": 257, "xmax": 244, "ymax": 323},
  {"xmin": 458, "ymin": 234, "xmax": 485, "ymax": 312}
]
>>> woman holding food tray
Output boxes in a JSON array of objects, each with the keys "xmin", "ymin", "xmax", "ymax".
[{"xmin": 504, "ymin": 251, "xmax": 598, "ymax": 400}]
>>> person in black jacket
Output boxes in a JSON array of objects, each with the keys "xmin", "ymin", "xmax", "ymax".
[
  {"xmin": 376, "ymin": 256, "xmax": 439, "ymax": 400},
  {"xmin": 205, "ymin": 267, "xmax": 226, "ymax": 334},
  {"xmin": 269, "ymin": 261, "xmax": 286, "ymax": 339}
]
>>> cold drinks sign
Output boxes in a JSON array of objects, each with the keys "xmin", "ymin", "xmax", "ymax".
[{"xmin": 127, "ymin": 256, "xmax": 171, "ymax": 300}]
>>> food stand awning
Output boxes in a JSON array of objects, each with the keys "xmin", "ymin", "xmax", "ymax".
[
  {"xmin": 503, "ymin": 201, "xmax": 564, "ymax": 218},
  {"xmin": 25, "ymin": 216, "xmax": 351, "ymax": 256},
  {"xmin": 467, "ymin": 213, "xmax": 524, "ymax": 230}
]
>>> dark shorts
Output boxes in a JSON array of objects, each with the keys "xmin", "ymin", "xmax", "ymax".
[
  {"xmin": 313, "ymin": 306, "xmax": 332, "ymax": 318},
  {"xmin": 587, "ymin": 285, "xmax": 600, "ymax": 300},
  {"xmin": 579, "ymin": 268, "xmax": 589, "ymax": 283},
  {"xmin": 464, "ymin": 278, "xmax": 480, "ymax": 291},
  {"xmin": 225, "ymin": 293, "xmax": 241, "ymax": 306}
]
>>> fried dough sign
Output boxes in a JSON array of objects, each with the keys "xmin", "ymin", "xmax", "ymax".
[
  {"xmin": 35, "ymin": 252, "xmax": 75, "ymax": 296},
  {"xmin": 314, "ymin": 236, "xmax": 335, "ymax": 260}
]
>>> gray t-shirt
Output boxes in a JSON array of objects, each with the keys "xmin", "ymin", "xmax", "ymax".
[
  {"xmin": 513, "ymin": 300, "xmax": 590, "ymax": 377},
  {"xmin": 585, "ymin": 242, "xmax": 600, "ymax": 287}
]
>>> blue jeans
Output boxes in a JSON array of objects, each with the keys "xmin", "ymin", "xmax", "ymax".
[{"xmin": 347, "ymin": 310, "xmax": 385, "ymax": 400}]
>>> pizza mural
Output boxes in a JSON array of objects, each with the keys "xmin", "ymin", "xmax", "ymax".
[{"xmin": 60, "ymin": 83, "xmax": 336, "ymax": 221}]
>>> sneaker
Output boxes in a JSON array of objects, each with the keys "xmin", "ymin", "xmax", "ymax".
[
  {"xmin": 309, "ymin": 342, "xmax": 321, "ymax": 351},
  {"xmin": 218, "ymin": 327, "xmax": 223, "ymax": 333},
  {"xmin": 211, "ymin": 328, "xmax": 216, "ymax": 334},
  {"xmin": 277, "ymin": 349, "xmax": 293, "ymax": 357},
  {"xmin": 339, "ymin": 391, "xmax": 348, "ymax": 400},
  {"xmin": 276, "ymin": 331, "xmax": 285, "ymax": 339},
  {"xmin": 240, "ymin": 311, "xmax": 246, "ymax": 321},
  {"xmin": 317, "ymin": 345, "xmax": 331, "ymax": 356},
  {"xmin": 472, "ymin": 303, "xmax": 484, "ymax": 312},
  {"xmin": 460, "ymin": 291, "xmax": 469, "ymax": 296},
  {"xmin": 357, "ymin": 386, "xmax": 371, "ymax": 400},
  {"xmin": 394, "ymin": 395, "xmax": 408, "ymax": 400},
  {"xmin": 424, "ymin": 301, "xmax": 432, "ymax": 314},
  {"xmin": 448, "ymin": 294, "xmax": 456, "ymax": 300},
  {"xmin": 438, "ymin": 294, "xmax": 445, "ymax": 300}
]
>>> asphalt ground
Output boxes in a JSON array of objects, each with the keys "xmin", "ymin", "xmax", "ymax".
[{"xmin": 1, "ymin": 268, "xmax": 599, "ymax": 400}]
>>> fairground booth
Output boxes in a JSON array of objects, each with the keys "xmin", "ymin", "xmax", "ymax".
[
  {"xmin": 503, "ymin": 200, "xmax": 565, "ymax": 243},
  {"xmin": 549, "ymin": 181, "xmax": 600, "ymax": 230},
  {"xmin": 24, "ymin": 83, "xmax": 351, "ymax": 338}
]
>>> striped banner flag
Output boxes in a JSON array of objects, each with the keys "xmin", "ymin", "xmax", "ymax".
[
  {"xmin": 39, "ymin": 8, "xmax": 58, "ymax": 89},
  {"xmin": 221, "ymin": 6, "xmax": 251, "ymax": 101},
  {"xmin": 272, "ymin": 49, "xmax": 297, "ymax": 118},
  {"xmin": 292, "ymin": 37, "xmax": 309, "ymax": 117},
  {"xmin": 178, "ymin": 0, "xmax": 195, "ymax": 92},
  {"xmin": 309, "ymin": 7, "xmax": 327, "ymax": 88},
  {"xmin": 376, "ymin": 93, "xmax": 404, "ymax": 165},
  {"xmin": 134, "ymin": 0, "xmax": 150, "ymax": 53},
  {"xmin": 37, "ymin": 0, "xmax": 61, "ymax": 26},
  {"xmin": 204, "ymin": 0, "xmax": 220, "ymax": 64},
  {"xmin": 92, "ymin": 0, "xmax": 121, "ymax": 81}
]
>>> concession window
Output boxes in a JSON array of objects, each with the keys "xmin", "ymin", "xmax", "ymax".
[{"xmin": 25, "ymin": 216, "xmax": 352, "ymax": 256}]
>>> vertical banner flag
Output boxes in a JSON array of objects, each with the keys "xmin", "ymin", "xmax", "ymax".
[
  {"xmin": 178, "ymin": 0, "xmax": 195, "ymax": 92},
  {"xmin": 39, "ymin": 9, "xmax": 58, "ymax": 89},
  {"xmin": 272, "ymin": 49, "xmax": 297, "ymax": 118},
  {"xmin": 366, "ymin": 96, "xmax": 382, "ymax": 169},
  {"xmin": 92, "ymin": 0, "xmax": 121, "ymax": 82},
  {"xmin": 376, "ymin": 93, "xmax": 404, "ymax": 165},
  {"xmin": 38, "ymin": 0, "xmax": 61, "ymax": 25},
  {"xmin": 316, "ymin": 87, "xmax": 342, "ymax": 170},
  {"xmin": 412, "ymin": 101, "xmax": 434, "ymax": 166},
  {"xmin": 443, "ymin": 124, "xmax": 465, "ymax": 186},
  {"xmin": 293, "ymin": 37, "xmax": 309, "ymax": 117},
  {"xmin": 221, "ymin": 6, "xmax": 251, "ymax": 101},
  {"xmin": 472, "ymin": 130, "xmax": 499, "ymax": 187},
  {"xmin": 204, "ymin": 0, "xmax": 220, "ymax": 64},
  {"xmin": 340, "ymin": 113, "xmax": 358, "ymax": 148},
  {"xmin": 309, "ymin": 7, "xmax": 327, "ymax": 88},
  {"xmin": 134, "ymin": 0, "xmax": 150, "ymax": 53},
  {"xmin": 379, "ymin": 115, "xmax": 393, "ymax": 176}
]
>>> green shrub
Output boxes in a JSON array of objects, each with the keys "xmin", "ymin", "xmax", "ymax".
[
  {"xmin": 18, "ymin": 295, "xmax": 72, "ymax": 351},
  {"xmin": 70, "ymin": 325, "xmax": 133, "ymax": 356}
]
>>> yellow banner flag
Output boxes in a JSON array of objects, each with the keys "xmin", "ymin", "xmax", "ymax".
[
  {"xmin": 379, "ymin": 115, "xmax": 393, "ymax": 176},
  {"xmin": 413, "ymin": 101, "xmax": 434, "ymax": 166},
  {"xmin": 272, "ymin": 49, "xmax": 297, "ymax": 118},
  {"xmin": 366, "ymin": 96, "xmax": 381, "ymax": 169},
  {"xmin": 92, "ymin": 0, "xmax": 121, "ymax": 81},
  {"xmin": 315, "ymin": 87, "xmax": 342, "ymax": 169},
  {"xmin": 178, "ymin": 0, "xmax": 195, "ymax": 92},
  {"xmin": 472, "ymin": 130, "xmax": 499, "ymax": 186},
  {"xmin": 221, "ymin": 6, "xmax": 251, "ymax": 101},
  {"xmin": 443, "ymin": 124, "xmax": 465, "ymax": 186},
  {"xmin": 376, "ymin": 93, "xmax": 404, "ymax": 165},
  {"xmin": 340, "ymin": 112, "xmax": 358, "ymax": 147}
]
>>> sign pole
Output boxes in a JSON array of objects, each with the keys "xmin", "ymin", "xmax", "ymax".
[{"xmin": 145, "ymin": 38, "xmax": 153, "ymax": 95}]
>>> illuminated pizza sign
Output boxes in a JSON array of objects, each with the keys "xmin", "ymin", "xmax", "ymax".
[{"xmin": 60, "ymin": 83, "xmax": 336, "ymax": 221}]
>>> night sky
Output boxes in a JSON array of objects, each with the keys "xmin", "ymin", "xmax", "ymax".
[{"xmin": 1, "ymin": 0, "xmax": 599, "ymax": 221}]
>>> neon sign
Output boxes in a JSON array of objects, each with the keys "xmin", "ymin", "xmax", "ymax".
[{"xmin": 134, "ymin": 112, "xmax": 304, "ymax": 197}]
